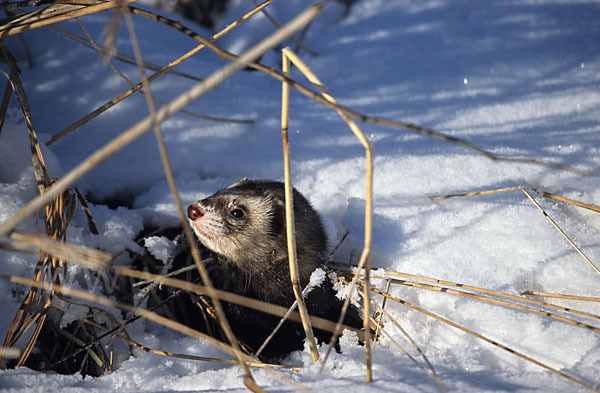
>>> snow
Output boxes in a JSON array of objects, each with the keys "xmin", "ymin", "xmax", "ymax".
[{"xmin": 1, "ymin": 0, "xmax": 600, "ymax": 392}]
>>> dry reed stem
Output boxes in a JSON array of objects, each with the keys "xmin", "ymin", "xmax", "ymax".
[
  {"xmin": 53, "ymin": 25, "xmax": 201, "ymax": 81},
  {"xmin": 113, "ymin": 267, "xmax": 365, "ymax": 338},
  {"xmin": 334, "ymin": 265, "xmax": 600, "ymax": 322},
  {"xmin": 522, "ymin": 291, "xmax": 600, "ymax": 302},
  {"xmin": 1, "ymin": 191, "xmax": 73, "ymax": 367},
  {"xmin": 255, "ymin": 280, "xmax": 312, "ymax": 357},
  {"xmin": 368, "ymin": 285, "xmax": 600, "ymax": 393},
  {"xmin": 431, "ymin": 186, "xmax": 600, "ymax": 275},
  {"xmin": 0, "ymin": 70, "xmax": 13, "ymax": 136},
  {"xmin": 536, "ymin": 189, "xmax": 600, "ymax": 214},
  {"xmin": 428, "ymin": 186, "xmax": 522, "ymax": 200},
  {"xmin": 374, "ymin": 309, "xmax": 446, "ymax": 393},
  {"xmin": 9, "ymin": 231, "xmax": 111, "ymax": 270},
  {"xmin": 44, "ymin": 286, "xmax": 192, "ymax": 370},
  {"xmin": 57, "ymin": 325, "xmax": 107, "ymax": 371},
  {"xmin": 0, "ymin": 347, "xmax": 21, "ymax": 359},
  {"xmin": 121, "ymin": 336, "xmax": 301, "ymax": 370},
  {"xmin": 126, "ymin": 10, "xmax": 596, "ymax": 177},
  {"xmin": 521, "ymin": 188, "xmax": 600, "ymax": 275},
  {"xmin": 0, "ymin": 41, "xmax": 72, "ymax": 369},
  {"xmin": 0, "ymin": 3, "xmax": 324, "ymax": 239},
  {"xmin": 0, "ymin": 0, "xmax": 138, "ymax": 37},
  {"xmin": 279, "ymin": 47, "xmax": 374, "ymax": 380},
  {"xmin": 334, "ymin": 275, "xmax": 446, "ymax": 393},
  {"xmin": 0, "ymin": 272, "xmax": 264, "ymax": 366},
  {"xmin": 374, "ymin": 278, "xmax": 391, "ymax": 339},
  {"xmin": 69, "ymin": 20, "xmax": 237, "ymax": 132},
  {"xmin": 0, "ymin": 43, "xmax": 49, "ymax": 189},
  {"xmin": 74, "ymin": 188, "xmax": 99, "ymax": 234},
  {"xmin": 281, "ymin": 47, "xmax": 320, "ymax": 362},
  {"xmin": 123, "ymin": 5, "xmax": 257, "ymax": 384},
  {"xmin": 46, "ymin": 1, "xmax": 272, "ymax": 146},
  {"xmin": 384, "ymin": 277, "xmax": 600, "ymax": 333},
  {"xmin": 252, "ymin": 0, "xmax": 317, "ymax": 56}
]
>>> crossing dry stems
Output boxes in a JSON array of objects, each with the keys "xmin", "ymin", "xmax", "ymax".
[
  {"xmin": 430, "ymin": 186, "xmax": 600, "ymax": 275},
  {"xmin": 0, "ymin": 1, "xmax": 598, "ymax": 392},
  {"xmin": 281, "ymin": 47, "xmax": 374, "ymax": 380}
]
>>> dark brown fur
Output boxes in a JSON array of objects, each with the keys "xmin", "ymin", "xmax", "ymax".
[{"xmin": 157, "ymin": 179, "xmax": 364, "ymax": 359}]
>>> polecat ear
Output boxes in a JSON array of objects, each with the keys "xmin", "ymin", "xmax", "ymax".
[
  {"xmin": 228, "ymin": 178, "xmax": 248, "ymax": 189},
  {"xmin": 271, "ymin": 198, "xmax": 286, "ymax": 236}
]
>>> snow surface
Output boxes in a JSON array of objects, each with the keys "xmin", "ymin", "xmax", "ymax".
[{"xmin": 1, "ymin": 0, "xmax": 600, "ymax": 392}]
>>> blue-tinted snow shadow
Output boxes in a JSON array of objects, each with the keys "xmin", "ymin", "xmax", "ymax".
[
  {"xmin": 6, "ymin": 1, "xmax": 599, "ymax": 203},
  {"xmin": 293, "ymin": 1, "xmax": 600, "ymax": 169}
]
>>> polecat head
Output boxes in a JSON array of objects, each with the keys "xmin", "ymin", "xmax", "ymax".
[{"xmin": 187, "ymin": 179, "xmax": 327, "ymax": 281}]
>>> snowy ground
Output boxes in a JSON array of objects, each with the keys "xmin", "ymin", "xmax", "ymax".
[{"xmin": 1, "ymin": 0, "xmax": 600, "ymax": 392}]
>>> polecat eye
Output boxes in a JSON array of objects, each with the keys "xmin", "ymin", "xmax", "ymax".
[{"xmin": 230, "ymin": 208, "xmax": 245, "ymax": 218}]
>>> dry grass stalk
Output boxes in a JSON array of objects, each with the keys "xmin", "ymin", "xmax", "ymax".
[
  {"xmin": 374, "ymin": 278, "xmax": 392, "ymax": 339},
  {"xmin": 0, "ymin": 0, "xmax": 138, "ymax": 37},
  {"xmin": 74, "ymin": 188, "xmax": 99, "ymax": 234},
  {"xmin": 281, "ymin": 47, "xmax": 320, "ymax": 363},
  {"xmin": 537, "ymin": 189, "xmax": 600, "ymax": 213},
  {"xmin": 382, "ymin": 277, "xmax": 600, "ymax": 333},
  {"xmin": 279, "ymin": 47, "xmax": 375, "ymax": 380},
  {"xmin": 113, "ymin": 267, "xmax": 365, "ymax": 338},
  {"xmin": 0, "ymin": 41, "xmax": 80, "ymax": 369},
  {"xmin": 46, "ymin": 1, "xmax": 272, "ymax": 146},
  {"xmin": 334, "ymin": 274, "xmax": 446, "ymax": 393},
  {"xmin": 384, "ymin": 270, "xmax": 600, "ymax": 322},
  {"xmin": 72, "ymin": 17, "xmax": 243, "ymax": 136},
  {"xmin": 0, "ymin": 189, "xmax": 77, "ymax": 368},
  {"xmin": 251, "ymin": 0, "xmax": 317, "ymax": 56},
  {"xmin": 0, "ymin": 3, "xmax": 324, "ymax": 239},
  {"xmin": 0, "ymin": 42, "xmax": 49, "ymax": 190},
  {"xmin": 9, "ymin": 231, "xmax": 112, "ymax": 270},
  {"xmin": 123, "ymin": 5, "xmax": 259, "ymax": 384},
  {"xmin": 522, "ymin": 291, "xmax": 600, "ymax": 302},
  {"xmin": 124, "ymin": 338, "xmax": 301, "ymax": 370},
  {"xmin": 0, "ymin": 272, "xmax": 260, "ymax": 364},
  {"xmin": 0, "ymin": 347, "xmax": 21, "ymax": 359},
  {"xmin": 431, "ymin": 186, "xmax": 600, "ymax": 275},
  {"xmin": 0, "ymin": 271, "xmax": 325, "ymax": 392},
  {"xmin": 428, "ymin": 186, "xmax": 522, "ymax": 200},
  {"xmin": 52, "ymin": 25, "xmax": 202, "ymax": 81},
  {"xmin": 332, "ymin": 264, "xmax": 600, "ymax": 322},
  {"xmin": 368, "ymin": 284, "xmax": 600, "ymax": 392},
  {"xmin": 125, "ymin": 11, "xmax": 596, "ymax": 177},
  {"xmin": 0, "ymin": 70, "xmax": 13, "ymax": 136}
]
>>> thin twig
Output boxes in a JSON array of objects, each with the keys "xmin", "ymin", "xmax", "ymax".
[
  {"xmin": 430, "ymin": 186, "xmax": 600, "ymax": 276},
  {"xmin": 252, "ymin": 0, "xmax": 317, "ymax": 56},
  {"xmin": 522, "ymin": 291, "xmax": 600, "ymax": 302},
  {"xmin": 281, "ymin": 47, "xmax": 320, "ymax": 362},
  {"xmin": 281, "ymin": 47, "xmax": 374, "ymax": 380},
  {"xmin": 369, "ymin": 285, "xmax": 600, "ymax": 393},
  {"xmin": 333, "ymin": 265, "xmax": 600, "ymax": 322},
  {"xmin": 0, "ymin": 0, "xmax": 138, "ymax": 37},
  {"xmin": 46, "ymin": 1, "xmax": 271, "ymax": 146},
  {"xmin": 129, "ymin": 10, "xmax": 598, "ymax": 177},
  {"xmin": 536, "ymin": 189, "xmax": 600, "ymax": 214},
  {"xmin": 123, "ymin": 4, "xmax": 258, "ymax": 383},
  {"xmin": 0, "ymin": 3, "xmax": 325, "ymax": 239}
]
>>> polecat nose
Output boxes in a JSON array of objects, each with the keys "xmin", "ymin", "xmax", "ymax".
[{"xmin": 187, "ymin": 204, "xmax": 204, "ymax": 220}]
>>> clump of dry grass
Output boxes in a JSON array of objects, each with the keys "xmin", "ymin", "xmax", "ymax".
[{"xmin": 0, "ymin": 1, "xmax": 598, "ymax": 393}]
